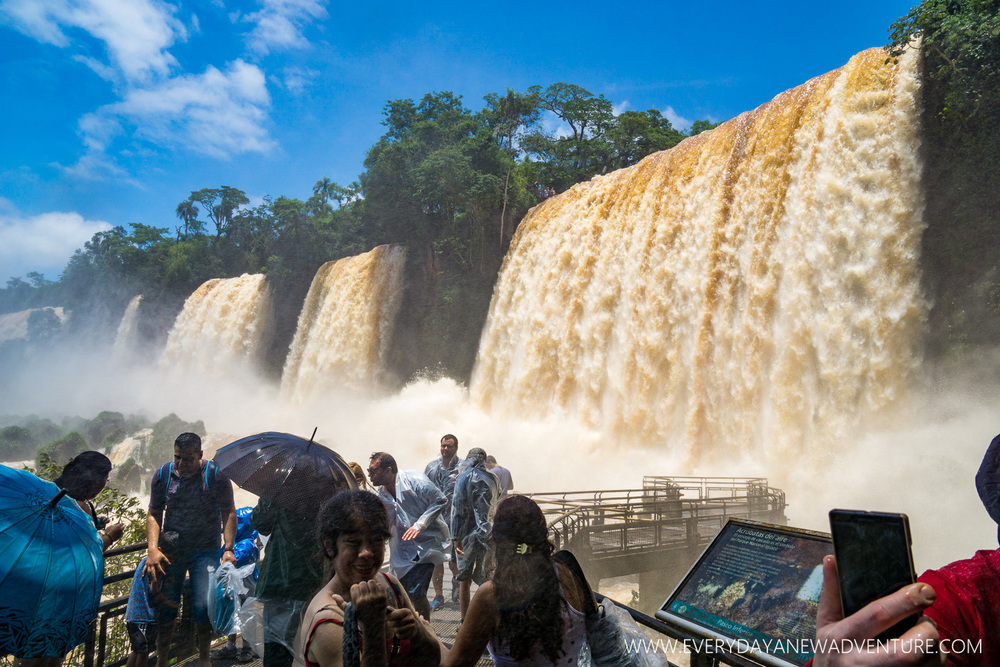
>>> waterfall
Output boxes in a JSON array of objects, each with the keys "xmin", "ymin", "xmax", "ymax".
[
  {"xmin": 0, "ymin": 307, "xmax": 68, "ymax": 342},
  {"xmin": 280, "ymin": 244, "xmax": 407, "ymax": 402},
  {"xmin": 113, "ymin": 295, "xmax": 143, "ymax": 357},
  {"xmin": 108, "ymin": 429, "xmax": 151, "ymax": 466},
  {"xmin": 160, "ymin": 274, "xmax": 274, "ymax": 375},
  {"xmin": 471, "ymin": 48, "xmax": 925, "ymax": 463}
]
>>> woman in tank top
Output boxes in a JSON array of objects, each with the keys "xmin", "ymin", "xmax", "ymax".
[
  {"xmin": 440, "ymin": 495, "xmax": 592, "ymax": 666},
  {"xmin": 297, "ymin": 490, "xmax": 440, "ymax": 667}
]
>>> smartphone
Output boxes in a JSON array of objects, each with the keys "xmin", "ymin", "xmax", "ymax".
[{"xmin": 828, "ymin": 509, "xmax": 917, "ymax": 639}]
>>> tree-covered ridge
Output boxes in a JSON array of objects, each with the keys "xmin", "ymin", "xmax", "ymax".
[
  {"xmin": 0, "ymin": 84, "xmax": 717, "ymax": 380},
  {"xmin": 887, "ymin": 0, "xmax": 1000, "ymax": 354}
]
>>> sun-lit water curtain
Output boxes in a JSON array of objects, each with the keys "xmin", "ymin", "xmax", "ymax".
[
  {"xmin": 281, "ymin": 244, "xmax": 407, "ymax": 403},
  {"xmin": 472, "ymin": 48, "xmax": 926, "ymax": 463},
  {"xmin": 113, "ymin": 294, "xmax": 143, "ymax": 359},
  {"xmin": 160, "ymin": 273, "xmax": 275, "ymax": 377}
]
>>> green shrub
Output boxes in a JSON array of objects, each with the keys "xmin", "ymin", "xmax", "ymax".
[
  {"xmin": 15, "ymin": 415, "xmax": 64, "ymax": 445},
  {"xmin": 0, "ymin": 425, "xmax": 35, "ymax": 460},
  {"xmin": 146, "ymin": 413, "xmax": 206, "ymax": 467},
  {"xmin": 36, "ymin": 431, "xmax": 88, "ymax": 466},
  {"xmin": 85, "ymin": 411, "xmax": 126, "ymax": 449}
]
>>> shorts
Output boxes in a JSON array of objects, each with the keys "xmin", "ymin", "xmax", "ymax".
[
  {"xmin": 398, "ymin": 563, "xmax": 435, "ymax": 600},
  {"xmin": 127, "ymin": 622, "xmax": 158, "ymax": 653},
  {"xmin": 153, "ymin": 548, "xmax": 218, "ymax": 625},
  {"xmin": 455, "ymin": 546, "xmax": 492, "ymax": 585}
]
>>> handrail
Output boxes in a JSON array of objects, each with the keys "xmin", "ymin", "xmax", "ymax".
[
  {"xmin": 73, "ymin": 541, "xmax": 199, "ymax": 667},
  {"xmin": 529, "ymin": 477, "xmax": 787, "ymax": 570}
]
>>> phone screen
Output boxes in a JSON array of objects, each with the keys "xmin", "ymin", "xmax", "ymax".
[{"xmin": 829, "ymin": 509, "xmax": 917, "ymax": 638}]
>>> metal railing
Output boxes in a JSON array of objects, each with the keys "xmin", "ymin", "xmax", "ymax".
[{"xmin": 529, "ymin": 476, "xmax": 786, "ymax": 557}]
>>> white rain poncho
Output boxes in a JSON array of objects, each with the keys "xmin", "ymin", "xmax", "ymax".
[
  {"xmin": 424, "ymin": 454, "xmax": 463, "ymax": 516},
  {"xmin": 450, "ymin": 458, "xmax": 499, "ymax": 580},
  {"xmin": 378, "ymin": 470, "xmax": 450, "ymax": 578}
]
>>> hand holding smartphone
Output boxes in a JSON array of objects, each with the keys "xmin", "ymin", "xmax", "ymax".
[{"xmin": 828, "ymin": 509, "xmax": 918, "ymax": 640}]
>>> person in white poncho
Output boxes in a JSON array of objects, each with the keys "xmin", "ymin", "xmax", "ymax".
[{"xmin": 367, "ymin": 451, "xmax": 450, "ymax": 621}]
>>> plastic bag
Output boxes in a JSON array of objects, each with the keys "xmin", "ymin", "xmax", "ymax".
[
  {"xmin": 578, "ymin": 598, "xmax": 668, "ymax": 667},
  {"xmin": 238, "ymin": 596, "xmax": 309, "ymax": 658},
  {"xmin": 208, "ymin": 562, "xmax": 258, "ymax": 636}
]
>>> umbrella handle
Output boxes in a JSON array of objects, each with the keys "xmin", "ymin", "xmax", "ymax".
[{"xmin": 49, "ymin": 489, "xmax": 69, "ymax": 507}]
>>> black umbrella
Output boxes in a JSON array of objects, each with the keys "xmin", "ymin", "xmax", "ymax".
[{"xmin": 214, "ymin": 430, "xmax": 357, "ymax": 517}]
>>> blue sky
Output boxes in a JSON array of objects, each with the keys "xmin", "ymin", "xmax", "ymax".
[{"xmin": 0, "ymin": 0, "xmax": 916, "ymax": 282}]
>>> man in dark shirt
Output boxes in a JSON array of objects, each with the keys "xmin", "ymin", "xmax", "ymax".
[{"xmin": 145, "ymin": 433, "xmax": 237, "ymax": 667}]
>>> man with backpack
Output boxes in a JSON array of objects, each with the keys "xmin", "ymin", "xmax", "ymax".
[{"xmin": 144, "ymin": 433, "xmax": 237, "ymax": 667}]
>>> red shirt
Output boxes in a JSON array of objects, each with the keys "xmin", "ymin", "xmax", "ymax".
[{"xmin": 919, "ymin": 549, "xmax": 1000, "ymax": 667}]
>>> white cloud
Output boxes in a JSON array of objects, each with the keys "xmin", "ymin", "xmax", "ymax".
[
  {"xmin": 0, "ymin": 205, "xmax": 111, "ymax": 281},
  {"xmin": 663, "ymin": 105, "xmax": 692, "ymax": 132},
  {"xmin": 280, "ymin": 66, "xmax": 315, "ymax": 94},
  {"xmin": 539, "ymin": 110, "xmax": 573, "ymax": 139},
  {"xmin": 79, "ymin": 60, "xmax": 275, "ymax": 161},
  {"xmin": 2, "ymin": 0, "xmax": 282, "ymax": 178},
  {"xmin": 613, "ymin": 101, "xmax": 630, "ymax": 115},
  {"xmin": 245, "ymin": 0, "xmax": 326, "ymax": 55},
  {"xmin": 0, "ymin": 0, "xmax": 185, "ymax": 84}
]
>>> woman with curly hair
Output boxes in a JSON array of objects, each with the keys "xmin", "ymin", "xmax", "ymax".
[
  {"xmin": 441, "ymin": 494, "xmax": 591, "ymax": 666},
  {"xmin": 296, "ymin": 490, "xmax": 440, "ymax": 667},
  {"xmin": 54, "ymin": 450, "xmax": 124, "ymax": 551}
]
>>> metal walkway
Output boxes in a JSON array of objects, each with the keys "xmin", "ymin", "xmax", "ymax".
[{"xmin": 529, "ymin": 476, "xmax": 787, "ymax": 581}]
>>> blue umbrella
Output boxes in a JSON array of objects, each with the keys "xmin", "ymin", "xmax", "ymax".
[{"xmin": 0, "ymin": 464, "xmax": 104, "ymax": 658}]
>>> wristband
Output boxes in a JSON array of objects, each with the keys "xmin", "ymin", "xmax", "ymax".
[{"xmin": 224, "ymin": 547, "xmax": 235, "ymax": 553}]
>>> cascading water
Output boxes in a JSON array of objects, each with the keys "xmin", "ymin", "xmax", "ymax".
[
  {"xmin": 160, "ymin": 274, "xmax": 274, "ymax": 376},
  {"xmin": 113, "ymin": 294, "xmax": 143, "ymax": 358},
  {"xmin": 280, "ymin": 244, "xmax": 406, "ymax": 402},
  {"xmin": 471, "ymin": 48, "xmax": 925, "ymax": 464}
]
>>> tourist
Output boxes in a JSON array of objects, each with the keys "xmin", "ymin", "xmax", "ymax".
[
  {"xmin": 12, "ymin": 451, "xmax": 124, "ymax": 667},
  {"xmin": 485, "ymin": 455, "xmax": 513, "ymax": 500},
  {"xmin": 212, "ymin": 506, "xmax": 260, "ymax": 663},
  {"xmin": 424, "ymin": 433, "xmax": 463, "ymax": 609},
  {"xmin": 809, "ymin": 555, "xmax": 942, "ymax": 666},
  {"xmin": 144, "ymin": 433, "xmax": 237, "ymax": 667},
  {"xmin": 905, "ymin": 432, "xmax": 1000, "ymax": 666},
  {"xmin": 810, "ymin": 432, "xmax": 1000, "ymax": 666},
  {"xmin": 367, "ymin": 452, "xmax": 449, "ymax": 620},
  {"xmin": 54, "ymin": 450, "xmax": 124, "ymax": 551},
  {"xmin": 297, "ymin": 490, "xmax": 440, "ymax": 667},
  {"xmin": 440, "ymin": 495, "xmax": 589, "ymax": 666},
  {"xmin": 251, "ymin": 491, "xmax": 328, "ymax": 667},
  {"xmin": 125, "ymin": 531, "xmax": 181, "ymax": 667},
  {"xmin": 347, "ymin": 462, "xmax": 370, "ymax": 490},
  {"xmin": 450, "ymin": 448, "xmax": 499, "ymax": 620}
]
